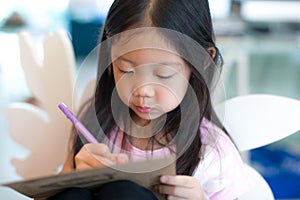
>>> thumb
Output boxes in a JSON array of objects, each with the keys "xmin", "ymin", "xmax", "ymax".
[{"xmin": 111, "ymin": 153, "xmax": 129, "ymax": 164}]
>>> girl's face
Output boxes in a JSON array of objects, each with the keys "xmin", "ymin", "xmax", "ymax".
[{"xmin": 111, "ymin": 31, "xmax": 191, "ymax": 125}]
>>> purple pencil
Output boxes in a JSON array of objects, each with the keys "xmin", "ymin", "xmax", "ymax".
[{"xmin": 58, "ymin": 103, "xmax": 98, "ymax": 144}]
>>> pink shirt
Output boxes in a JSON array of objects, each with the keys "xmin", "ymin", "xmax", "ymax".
[{"xmin": 103, "ymin": 119, "xmax": 253, "ymax": 199}]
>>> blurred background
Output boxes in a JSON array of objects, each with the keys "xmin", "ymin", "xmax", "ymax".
[{"xmin": 0, "ymin": 0, "xmax": 299, "ymax": 199}]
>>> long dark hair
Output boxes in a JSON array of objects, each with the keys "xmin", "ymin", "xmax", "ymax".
[{"xmin": 74, "ymin": 0, "xmax": 225, "ymax": 176}]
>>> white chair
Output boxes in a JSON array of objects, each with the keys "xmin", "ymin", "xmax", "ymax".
[
  {"xmin": 216, "ymin": 94, "xmax": 300, "ymax": 200},
  {"xmin": 1, "ymin": 30, "xmax": 95, "ymax": 199},
  {"xmin": 240, "ymin": 164, "xmax": 274, "ymax": 200},
  {"xmin": 3, "ymin": 31, "xmax": 76, "ymax": 179}
]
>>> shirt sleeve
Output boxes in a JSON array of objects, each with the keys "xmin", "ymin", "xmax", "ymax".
[{"xmin": 193, "ymin": 123, "xmax": 254, "ymax": 200}]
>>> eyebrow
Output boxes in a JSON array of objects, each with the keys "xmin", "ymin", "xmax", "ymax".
[
  {"xmin": 116, "ymin": 55, "xmax": 184, "ymax": 68},
  {"xmin": 117, "ymin": 56, "xmax": 136, "ymax": 65}
]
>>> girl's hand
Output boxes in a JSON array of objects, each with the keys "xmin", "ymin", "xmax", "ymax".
[
  {"xmin": 74, "ymin": 143, "xmax": 128, "ymax": 170},
  {"xmin": 155, "ymin": 175, "xmax": 206, "ymax": 200}
]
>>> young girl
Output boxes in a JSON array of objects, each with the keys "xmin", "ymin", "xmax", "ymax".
[{"xmin": 49, "ymin": 0, "xmax": 253, "ymax": 199}]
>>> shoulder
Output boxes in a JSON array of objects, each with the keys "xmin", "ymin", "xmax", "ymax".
[
  {"xmin": 194, "ymin": 118, "xmax": 253, "ymax": 199},
  {"xmin": 198, "ymin": 119, "xmax": 241, "ymax": 174},
  {"xmin": 199, "ymin": 118, "xmax": 237, "ymax": 157}
]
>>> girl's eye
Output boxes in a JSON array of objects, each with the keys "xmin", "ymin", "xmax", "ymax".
[
  {"xmin": 155, "ymin": 66, "xmax": 177, "ymax": 79},
  {"xmin": 118, "ymin": 68, "xmax": 134, "ymax": 74},
  {"xmin": 156, "ymin": 73, "xmax": 176, "ymax": 79},
  {"xmin": 114, "ymin": 59, "xmax": 134, "ymax": 74}
]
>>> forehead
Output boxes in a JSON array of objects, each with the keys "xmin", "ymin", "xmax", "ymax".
[{"xmin": 110, "ymin": 29, "xmax": 179, "ymax": 60}]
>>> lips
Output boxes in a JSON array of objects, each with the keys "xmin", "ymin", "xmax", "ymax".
[{"xmin": 135, "ymin": 106, "xmax": 151, "ymax": 113}]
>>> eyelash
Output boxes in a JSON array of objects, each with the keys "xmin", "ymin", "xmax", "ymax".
[
  {"xmin": 118, "ymin": 68, "xmax": 134, "ymax": 74},
  {"xmin": 156, "ymin": 74, "xmax": 175, "ymax": 79},
  {"xmin": 117, "ymin": 66, "xmax": 175, "ymax": 79}
]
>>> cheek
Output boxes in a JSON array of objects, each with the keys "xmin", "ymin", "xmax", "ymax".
[
  {"xmin": 157, "ymin": 85, "xmax": 187, "ymax": 112},
  {"xmin": 161, "ymin": 77, "xmax": 190, "ymax": 110}
]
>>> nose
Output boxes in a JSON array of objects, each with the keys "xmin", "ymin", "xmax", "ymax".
[{"xmin": 133, "ymin": 84, "xmax": 155, "ymax": 98}]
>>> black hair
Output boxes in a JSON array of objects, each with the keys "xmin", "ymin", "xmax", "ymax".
[{"xmin": 74, "ymin": 0, "xmax": 225, "ymax": 176}]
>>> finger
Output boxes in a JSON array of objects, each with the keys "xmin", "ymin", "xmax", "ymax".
[
  {"xmin": 85, "ymin": 143, "xmax": 111, "ymax": 158},
  {"xmin": 112, "ymin": 153, "xmax": 129, "ymax": 164},
  {"xmin": 156, "ymin": 184, "xmax": 190, "ymax": 199},
  {"xmin": 75, "ymin": 145, "xmax": 115, "ymax": 169},
  {"xmin": 82, "ymin": 143, "xmax": 117, "ymax": 164},
  {"xmin": 75, "ymin": 160, "xmax": 94, "ymax": 170},
  {"xmin": 75, "ymin": 156, "xmax": 115, "ymax": 169},
  {"xmin": 75, "ymin": 153, "xmax": 115, "ymax": 169},
  {"xmin": 160, "ymin": 175, "xmax": 199, "ymax": 188},
  {"xmin": 167, "ymin": 195, "xmax": 187, "ymax": 200}
]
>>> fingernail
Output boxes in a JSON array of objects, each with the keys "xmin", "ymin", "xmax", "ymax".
[{"xmin": 160, "ymin": 176, "xmax": 168, "ymax": 183}]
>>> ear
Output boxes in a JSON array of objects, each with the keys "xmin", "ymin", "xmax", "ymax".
[
  {"xmin": 207, "ymin": 46, "xmax": 216, "ymax": 59},
  {"xmin": 203, "ymin": 46, "xmax": 217, "ymax": 70}
]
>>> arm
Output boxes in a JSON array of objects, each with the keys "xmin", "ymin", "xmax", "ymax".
[{"xmin": 59, "ymin": 149, "xmax": 75, "ymax": 174}]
